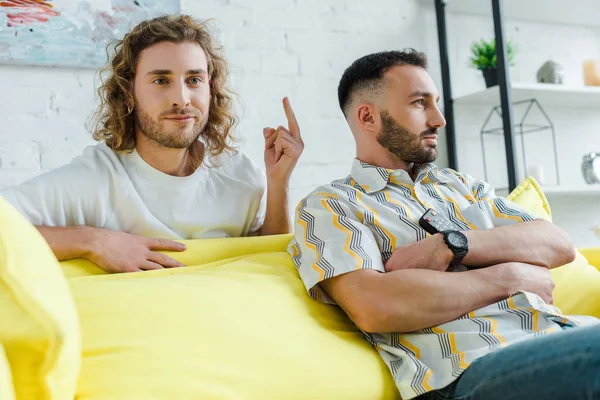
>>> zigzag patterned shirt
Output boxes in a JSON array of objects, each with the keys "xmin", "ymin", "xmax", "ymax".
[{"xmin": 288, "ymin": 159, "xmax": 596, "ymax": 400}]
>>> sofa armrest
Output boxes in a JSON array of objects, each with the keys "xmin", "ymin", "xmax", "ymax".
[{"xmin": 578, "ymin": 248, "xmax": 600, "ymax": 272}]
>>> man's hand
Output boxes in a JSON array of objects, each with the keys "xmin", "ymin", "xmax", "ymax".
[
  {"xmin": 505, "ymin": 262, "xmax": 556, "ymax": 304},
  {"xmin": 259, "ymin": 97, "xmax": 303, "ymax": 236},
  {"xmin": 264, "ymin": 97, "xmax": 304, "ymax": 184},
  {"xmin": 87, "ymin": 229, "xmax": 186, "ymax": 273},
  {"xmin": 385, "ymin": 233, "xmax": 453, "ymax": 272}
]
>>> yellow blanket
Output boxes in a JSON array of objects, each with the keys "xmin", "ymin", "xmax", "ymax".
[{"xmin": 65, "ymin": 234, "xmax": 400, "ymax": 400}]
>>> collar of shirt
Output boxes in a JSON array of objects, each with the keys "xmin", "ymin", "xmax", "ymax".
[{"xmin": 350, "ymin": 159, "xmax": 437, "ymax": 193}]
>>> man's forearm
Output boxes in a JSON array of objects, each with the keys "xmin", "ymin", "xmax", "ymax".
[
  {"xmin": 260, "ymin": 181, "xmax": 292, "ymax": 236},
  {"xmin": 325, "ymin": 263, "xmax": 519, "ymax": 334},
  {"xmin": 464, "ymin": 220, "xmax": 575, "ymax": 269},
  {"xmin": 386, "ymin": 220, "xmax": 576, "ymax": 272},
  {"xmin": 36, "ymin": 225, "xmax": 99, "ymax": 261}
]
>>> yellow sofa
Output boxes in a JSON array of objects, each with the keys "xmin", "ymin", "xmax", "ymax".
[
  {"xmin": 581, "ymin": 248, "xmax": 600, "ymax": 269},
  {"xmin": 1, "ymin": 177, "xmax": 600, "ymax": 400}
]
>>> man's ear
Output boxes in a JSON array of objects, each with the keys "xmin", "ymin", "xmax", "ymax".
[
  {"xmin": 127, "ymin": 81, "xmax": 135, "ymax": 113},
  {"xmin": 356, "ymin": 103, "xmax": 381, "ymax": 136}
]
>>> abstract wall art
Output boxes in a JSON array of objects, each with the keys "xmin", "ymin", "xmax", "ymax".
[{"xmin": 0, "ymin": 0, "xmax": 180, "ymax": 68}]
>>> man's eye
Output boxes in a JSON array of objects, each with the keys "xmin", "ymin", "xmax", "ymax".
[
  {"xmin": 414, "ymin": 99, "xmax": 425, "ymax": 106},
  {"xmin": 188, "ymin": 77, "xmax": 202, "ymax": 84},
  {"xmin": 153, "ymin": 78, "xmax": 168, "ymax": 85}
]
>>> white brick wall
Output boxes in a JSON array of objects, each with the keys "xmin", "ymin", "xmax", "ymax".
[
  {"xmin": 4, "ymin": 0, "xmax": 597, "ymax": 246},
  {"xmin": 0, "ymin": 65, "xmax": 98, "ymax": 186},
  {"xmin": 183, "ymin": 0, "xmax": 438, "ymax": 208},
  {"xmin": 0, "ymin": 0, "xmax": 436, "ymax": 212},
  {"xmin": 420, "ymin": 9, "xmax": 600, "ymax": 247}
]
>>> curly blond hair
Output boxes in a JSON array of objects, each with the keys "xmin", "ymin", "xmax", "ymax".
[{"xmin": 91, "ymin": 15, "xmax": 237, "ymax": 168}]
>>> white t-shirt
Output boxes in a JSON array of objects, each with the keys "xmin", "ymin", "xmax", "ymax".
[{"xmin": 0, "ymin": 143, "xmax": 267, "ymax": 239}]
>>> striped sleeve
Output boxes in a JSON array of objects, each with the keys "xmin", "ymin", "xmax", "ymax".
[
  {"xmin": 467, "ymin": 175, "xmax": 539, "ymax": 227},
  {"xmin": 288, "ymin": 189, "xmax": 384, "ymax": 304}
]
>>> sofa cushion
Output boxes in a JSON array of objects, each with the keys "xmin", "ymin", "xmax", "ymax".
[
  {"xmin": 67, "ymin": 234, "xmax": 400, "ymax": 400},
  {"xmin": 0, "ymin": 342, "xmax": 15, "ymax": 400},
  {"xmin": 579, "ymin": 247, "xmax": 600, "ymax": 271},
  {"xmin": 0, "ymin": 197, "xmax": 80, "ymax": 400},
  {"xmin": 507, "ymin": 177, "xmax": 600, "ymax": 317},
  {"xmin": 506, "ymin": 176, "xmax": 552, "ymax": 220}
]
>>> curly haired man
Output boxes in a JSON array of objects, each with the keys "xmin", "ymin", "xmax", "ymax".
[{"xmin": 1, "ymin": 15, "xmax": 303, "ymax": 273}]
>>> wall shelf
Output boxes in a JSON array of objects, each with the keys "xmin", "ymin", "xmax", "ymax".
[
  {"xmin": 542, "ymin": 185, "xmax": 600, "ymax": 197},
  {"xmin": 496, "ymin": 185, "xmax": 600, "ymax": 198},
  {"xmin": 429, "ymin": 0, "xmax": 600, "ymax": 247},
  {"xmin": 454, "ymin": 83, "xmax": 600, "ymax": 108}
]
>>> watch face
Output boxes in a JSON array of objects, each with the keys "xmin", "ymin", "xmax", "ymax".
[{"xmin": 448, "ymin": 232, "xmax": 468, "ymax": 248}]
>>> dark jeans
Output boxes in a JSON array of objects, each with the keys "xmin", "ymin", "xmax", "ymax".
[{"xmin": 417, "ymin": 323, "xmax": 600, "ymax": 400}]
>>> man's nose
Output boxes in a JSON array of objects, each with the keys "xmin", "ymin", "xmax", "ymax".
[
  {"xmin": 170, "ymin": 81, "xmax": 191, "ymax": 108},
  {"xmin": 430, "ymin": 106, "xmax": 446, "ymax": 129}
]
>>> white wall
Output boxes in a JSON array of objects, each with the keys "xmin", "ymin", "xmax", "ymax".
[
  {"xmin": 420, "ymin": 9, "xmax": 600, "ymax": 247},
  {"xmin": 431, "ymin": 12, "xmax": 600, "ymax": 183},
  {"xmin": 185, "ymin": 0, "xmax": 436, "ymax": 205},
  {"xmin": 1, "ymin": 0, "xmax": 598, "ymax": 246},
  {"xmin": 0, "ymin": 66, "xmax": 98, "ymax": 185},
  {"xmin": 0, "ymin": 0, "xmax": 431, "ymax": 211}
]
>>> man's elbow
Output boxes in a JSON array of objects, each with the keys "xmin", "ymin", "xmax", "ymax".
[
  {"xmin": 538, "ymin": 220, "xmax": 576, "ymax": 267},
  {"xmin": 557, "ymin": 241, "xmax": 576, "ymax": 266},
  {"xmin": 325, "ymin": 272, "xmax": 418, "ymax": 333},
  {"xmin": 342, "ymin": 295, "xmax": 384, "ymax": 333},
  {"xmin": 347, "ymin": 302, "xmax": 413, "ymax": 334},
  {"xmin": 351, "ymin": 308, "xmax": 382, "ymax": 333},
  {"xmin": 552, "ymin": 225, "xmax": 576, "ymax": 266}
]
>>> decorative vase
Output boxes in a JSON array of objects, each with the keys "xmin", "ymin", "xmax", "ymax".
[
  {"xmin": 536, "ymin": 60, "xmax": 564, "ymax": 84},
  {"xmin": 582, "ymin": 152, "xmax": 600, "ymax": 184},
  {"xmin": 583, "ymin": 60, "xmax": 600, "ymax": 86},
  {"xmin": 481, "ymin": 68, "xmax": 498, "ymax": 88}
]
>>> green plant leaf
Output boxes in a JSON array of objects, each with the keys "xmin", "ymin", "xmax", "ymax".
[{"xmin": 470, "ymin": 37, "xmax": 517, "ymax": 68}]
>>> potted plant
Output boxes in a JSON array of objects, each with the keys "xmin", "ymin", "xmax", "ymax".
[{"xmin": 470, "ymin": 38, "xmax": 516, "ymax": 88}]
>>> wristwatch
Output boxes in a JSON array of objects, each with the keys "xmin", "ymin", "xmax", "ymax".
[{"xmin": 442, "ymin": 230, "xmax": 469, "ymax": 268}]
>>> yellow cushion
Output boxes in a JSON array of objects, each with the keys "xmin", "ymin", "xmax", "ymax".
[
  {"xmin": 0, "ymin": 197, "xmax": 80, "ymax": 399},
  {"xmin": 67, "ymin": 234, "xmax": 399, "ymax": 400},
  {"xmin": 548, "ymin": 250, "xmax": 600, "ymax": 317},
  {"xmin": 506, "ymin": 176, "xmax": 552, "ymax": 221},
  {"xmin": 507, "ymin": 177, "xmax": 600, "ymax": 317},
  {"xmin": 579, "ymin": 248, "xmax": 600, "ymax": 271},
  {"xmin": 0, "ymin": 342, "xmax": 15, "ymax": 400}
]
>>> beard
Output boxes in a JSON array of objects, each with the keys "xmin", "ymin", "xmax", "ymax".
[
  {"xmin": 134, "ymin": 101, "xmax": 208, "ymax": 149},
  {"xmin": 376, "ymin": 110, "xmax": 438, "ymax": 164}
]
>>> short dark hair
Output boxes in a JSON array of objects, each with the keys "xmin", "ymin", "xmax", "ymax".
[{"xmin": 337, "ymin": 49, "xmax": 428, "ymax": 117}]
